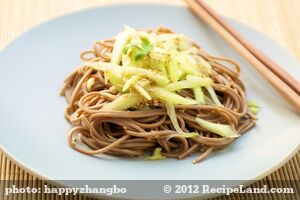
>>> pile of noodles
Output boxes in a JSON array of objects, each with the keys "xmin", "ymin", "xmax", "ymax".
[{"xmin": 60, "ymin": 27, "xmax": 257, "ymax": 164}]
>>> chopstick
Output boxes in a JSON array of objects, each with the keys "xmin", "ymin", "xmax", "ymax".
[
  {"xmin": 185, "ymin": 0, "xmax": 300, "ymax": 113},
  {"xmin": 195, "ymin": 0, "xmax": 300, "ymax": 96}
]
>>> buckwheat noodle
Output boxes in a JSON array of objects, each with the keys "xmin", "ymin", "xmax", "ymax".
[{"xmin": 60, "ymin": 27, "xmax": 257, "ymax": 164}]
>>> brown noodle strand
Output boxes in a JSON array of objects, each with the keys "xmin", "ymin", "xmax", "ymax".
[{"xmin": 193, "ymin": 146, "xmax": 214, "ymax": 164}]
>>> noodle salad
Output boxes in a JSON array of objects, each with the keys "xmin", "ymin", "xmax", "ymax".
[{"xmin": 60, "ymin": 26, "xmax": 259, "ymax": 164}]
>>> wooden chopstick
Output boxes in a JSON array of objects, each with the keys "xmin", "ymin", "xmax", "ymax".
[
  {"xmin": 195, "ymin": 0, "xmax": 300, "ymax": 96},
  {"xmin": 185, "ymin": 0, "xmax": 300, "ymax": 113}
]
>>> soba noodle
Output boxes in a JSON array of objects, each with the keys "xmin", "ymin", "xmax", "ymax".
[{"xmin": 60, "ymin": 27, "xmax": 257, "ymax": 164}]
